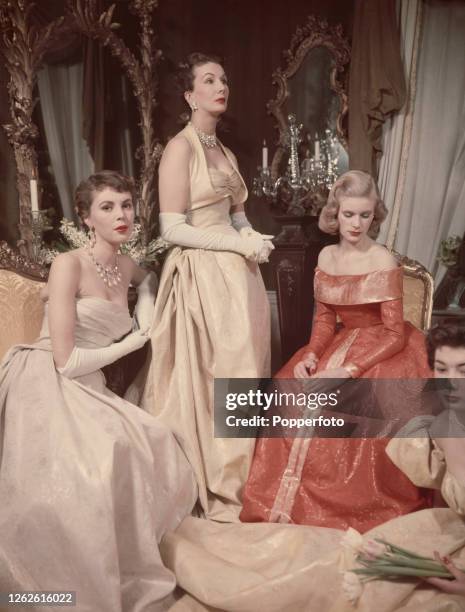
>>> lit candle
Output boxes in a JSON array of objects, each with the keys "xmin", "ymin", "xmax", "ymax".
[
  {"xmin": 30, "ymin": 170, "xmax": 39, "ymax": 213},
  {"xmin": 262, "ymin": 140, "xmax": 268, "ymax": 169},
  {"xmin": 314, "ymin": 136, "xmax": 320, "ymax": 162}
]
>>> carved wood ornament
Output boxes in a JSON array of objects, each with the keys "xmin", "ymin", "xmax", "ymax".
[
  {"xmin": 0, "ymin": 1, "xmax": 64, "ymax": 255},
  {"xmin": 1, "ymin": 0, "xmax": 163, "ymax": 254}
]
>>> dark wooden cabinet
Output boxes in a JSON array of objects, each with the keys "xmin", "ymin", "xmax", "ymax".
[{"xmin": 269, "ymin": 215, "xmax": 335, "ymax": 364}]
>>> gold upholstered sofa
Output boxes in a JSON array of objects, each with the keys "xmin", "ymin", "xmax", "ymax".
[{"xmin": 0, "ymin": 241, "xmax": 47, "ymax": 361}]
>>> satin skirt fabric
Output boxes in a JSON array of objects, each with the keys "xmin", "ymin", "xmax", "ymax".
[
  {"xmin": 162, "ymin": 508, "xmax": 465, "ymax": 611},
  {"xmin": 0, "ymin": 298, "xmax": 197, "ymax": 612},
  {"xmin": 140, "ymin": 245, "xmax": 270, "ymax": 522}
]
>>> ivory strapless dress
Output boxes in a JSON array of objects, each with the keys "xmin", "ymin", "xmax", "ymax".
[{"xmin": 0, "ymin": 297, "xmax": 197, "ymax": 612}]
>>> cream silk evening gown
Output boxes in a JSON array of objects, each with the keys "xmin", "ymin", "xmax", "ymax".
[
  {"xmin": 139, "ymin": 122, "xmax": 270, "ymax": 522},
  {"xmin": 0, "ymin": 297, "xmax": 197, "ymax": 612}
]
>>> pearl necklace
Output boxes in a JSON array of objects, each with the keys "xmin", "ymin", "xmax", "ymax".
[
  {"xmin": 191, "ymin": 122, "xmax": 217, "ymax": 148},
  {"xmin": 88, "ymin": 248, "xmax": 122, "ymax": 288}
]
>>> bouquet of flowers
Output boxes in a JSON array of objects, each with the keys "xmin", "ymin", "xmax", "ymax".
[{"xmin": 341, "ymin": 529, "xmax": 465, "ymax": 604}]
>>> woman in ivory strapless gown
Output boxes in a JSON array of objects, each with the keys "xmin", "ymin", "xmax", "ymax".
[
  {"xmin": 0, "ymin": 171, "xmax": 196, "ymax": 612},
  {"xmin": 139, "ymin": 53, "xmax": 273, "ymax": 522}
]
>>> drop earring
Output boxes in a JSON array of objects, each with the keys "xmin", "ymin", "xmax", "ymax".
[
  {"xmin": 191, "ymin": 101, "xmax": 198, "ymax": 112},
  {"xmin": 88, "ymin": 226, "xmax": 96, "ymax": 249}
]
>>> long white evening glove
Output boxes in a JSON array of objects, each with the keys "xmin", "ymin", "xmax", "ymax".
[
  {"xmin": 159, "ymin": 212, "xmax": 266, "ymax": 262},
  {"xmin": 57, "ymin": 330, "xmax": 149, "ymax": 379},
  {"xmin": 231, "ymin": 212, "xmax": 275, "ymax": 264},
  {"xmin": 133, "ymin": 271, "xmax": 158, "ymax": 331}
]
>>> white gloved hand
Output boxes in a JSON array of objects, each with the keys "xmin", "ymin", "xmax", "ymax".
[
  {"xmin": 58, "ymin": 329, "xmax": 149, "ymax": 379},
  {"xmin": 237, "ymin": 226, "xmax": 274, "ymax": 263},
  {"xmin": 257, "ymin": 239, "xmax": 275, "ymax": 264},
  {"xmin": 160, "ymin": 212, "xmax": 268, "ymax": 262},
  {"xmin": 133, "ymin": 271, "xmax": 158, "ymax": 331}
]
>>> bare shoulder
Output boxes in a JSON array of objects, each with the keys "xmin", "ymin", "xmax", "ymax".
[
  {"xmin": 370, "ymin": 244, "xmax": 398, "ymax": 270},
  {"xmin": 47, "ymin": 251, "xmax": 82, "ymax": 296},
  {"xmin": 162, "ymin": 133, "xmax": 192, "ymax": 162},
  {"xmin": 317, "ymin": 245, "xmax": 336, "ymax": 271},
  {"xmin": 50, "ymin": 250, "xmax": 81, "ymax": 276}
]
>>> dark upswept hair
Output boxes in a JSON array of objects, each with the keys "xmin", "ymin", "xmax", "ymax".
[
  {"xmin": 426, "ymin": 321, "xmax": 465, "ymax": 369},
  {"xmin": 176, "ymin": 52, "xmax": 224, "ymax": 93},
  {"xmin": 74, "ymin": 170, "xmax": 135, "ymax": 224},
  {"xmin": 318, "ymin": 170, "xmax": 388, "ymax": 238}
]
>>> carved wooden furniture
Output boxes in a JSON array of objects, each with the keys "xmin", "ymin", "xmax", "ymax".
[
  {"xmin": 270, "ymin": 218, "xmax": 335, "ymax": 364},
  {"xmin": 391, "ymin": 250, "xmax": 434, "ymax": 331}
]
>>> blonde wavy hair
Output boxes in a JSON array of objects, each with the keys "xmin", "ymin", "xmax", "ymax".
[{"xmin": 318, "ymin": 170, "xmax": 387, "ymax": 238}]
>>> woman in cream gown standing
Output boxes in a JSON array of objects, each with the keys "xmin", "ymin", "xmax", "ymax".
[{"xmin": 141, "ymin": 53, "xmax": 273, "ymax": 522}]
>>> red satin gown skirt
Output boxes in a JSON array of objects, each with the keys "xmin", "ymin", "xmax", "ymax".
[{"xmin": 240, "ymin": 306, "xmax": 434, "ymax": 533}]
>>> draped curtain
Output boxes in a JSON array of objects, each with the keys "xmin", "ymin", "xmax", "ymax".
[
  {"xmin": 38, "ymin": 62, "xmax": 95, "ymax": 220},
  {"xmin": 377, "ymin": 0, "xmax": 423, "ymax": 247},
  {"xmin": 378, "ymin": 0, "xmax": 465, "ymax": 281},
  {"xmin": 348, "ymin": 0, "xmax": 406, "ymax": 175}
]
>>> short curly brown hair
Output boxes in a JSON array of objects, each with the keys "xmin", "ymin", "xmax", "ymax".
[
  {"xmin": 176, "ymin": 52, "xmax": 224, "ymax": 93},
  {"xmin": 426, "ymin": 321, "xmax": 465, "ymax": 370},
  {"xmin": 75, "ymin": 170, "xmax": 135, "ymax": 225},
  {"xmin": 318, "ymin": 170, "xmax": 387, "ymax": 238}
]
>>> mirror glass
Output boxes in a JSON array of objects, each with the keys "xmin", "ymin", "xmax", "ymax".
[{"xmin": 286, "ymin": 46, "xmax": 348, "ymax": 175}]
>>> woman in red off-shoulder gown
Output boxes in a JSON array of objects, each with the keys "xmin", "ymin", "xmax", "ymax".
[{"xmin": 240, "ymin": 171, "xmax": 434, "ymax": 533}]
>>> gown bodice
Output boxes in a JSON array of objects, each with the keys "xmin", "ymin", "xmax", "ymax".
[
  {"xmin": 180, "ymin": 122, "xmax": 247, "ymax": 212},
  {"xmin": 187, "ymin": 168, "xmax": 244, "ymax": 232},
  {"xmin": 37, "ymin": 297, "xmax": 132, "ymax": 350},
  {"xmin": 314, "ymin": 266, "xmax": 404, "ymax": 330}
]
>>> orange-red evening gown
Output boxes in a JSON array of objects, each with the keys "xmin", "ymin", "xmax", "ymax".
[{"xmin": 240, "ymin": 267, "xmax": 434, "ymax": 533}]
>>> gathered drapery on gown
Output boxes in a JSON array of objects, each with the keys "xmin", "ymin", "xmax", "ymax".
[
  {"xmin": 240, "ymin": 267, "xmax": 434, "ymax": 532},
  {"xmin": 0, "ymin": 297, "xmax": 197, "ymax": 612},
  {"xmin": 160, "ymin": 435, "xmax": 465, "ymax": 611},
  {"xmin": 139, "ymin": 123, "xmax": 270, "ymax": 523}
]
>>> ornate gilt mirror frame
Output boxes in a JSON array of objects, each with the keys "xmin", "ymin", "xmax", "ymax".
[{"xmin": 267, "ymin": 15, "xmax": 350, "ymax": 182}]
